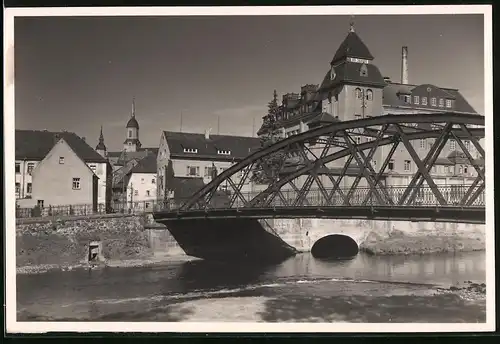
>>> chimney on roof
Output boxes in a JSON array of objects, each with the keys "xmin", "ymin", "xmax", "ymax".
[
  {"xmin": 204, "ymin": 128, "xmax": 211, "ymax": 140},
  {"xmin": 401, "ymin": 46, "xmax": 409, "ymax": 85}
]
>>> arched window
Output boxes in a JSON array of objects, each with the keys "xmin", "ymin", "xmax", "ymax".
[
  {"xmin": 355, "ymin": 88, "xmax": 362, "ymax": 99},
  {"xmin": 366, "ymin": 89, "xmax": 373, "ymax": 101}
]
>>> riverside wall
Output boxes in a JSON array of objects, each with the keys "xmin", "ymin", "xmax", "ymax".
[
  {"xmin": 269, "ymin": 218, "xmax": 486, "ymax": 255},
  {"xmin": 16, "ymin": 214, "xmax": 185, "ymax": 273}
]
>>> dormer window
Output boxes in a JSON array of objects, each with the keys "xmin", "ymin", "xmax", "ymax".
[
  {"xmin": 355, "ymin": 88, "xmax": 362, "ymax": 99},
  {"xmin": 446, "ymin": 99, "xmax": 452, "ymax": 108},
  {"xmin": 183, "ymin": 148, "xmax": 198, "ymax": 154},
  {"xmin": 431, "ymin": 97, "xmax": 437, "ymax": 107},
  {"xmin": 217, "ymin": 150, "xmax": 231, "ymax": 155},
  {"xmin": 360, "ymin": 64, "xmax": 368, "ymax": 77},
  {"xmin": 422, "ymin": 97, "xmax": 428, "ymax": 106},
  {"xmin": 366, "ymin": 89, "xmax": 373, "ymax": 101},
  {"xmin": 413, "ymin": 96, "xmax": 420, "ymax": 105},
  {"xmin": 403, "ymin": 95, "xmax": 411, "ymax": 104},
  {"xmin": 439, "ymin": 98, "xmax": 444, "ymax": 107}
]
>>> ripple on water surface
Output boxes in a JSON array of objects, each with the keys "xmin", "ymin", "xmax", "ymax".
[{"xmin": 17, "ymin": 251, "xmax": 486, "ymax": 322}]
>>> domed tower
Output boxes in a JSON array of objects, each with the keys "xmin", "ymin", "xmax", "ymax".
[
  {"xmin": 95, "ymin": 125, "xmax": 107, "ymax": 157},
  {"xmin": 123, "ymin": 98, "xmax": 142, "ymax": 152}
]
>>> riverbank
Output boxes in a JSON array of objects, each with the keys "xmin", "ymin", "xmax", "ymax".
[
  {"xmin": 359, "ymin": 229, "xmax": 485, "ymax": 256},
  {"xmin": 16, "ymin": 255, "xmax": 197, "ymax": 275}
]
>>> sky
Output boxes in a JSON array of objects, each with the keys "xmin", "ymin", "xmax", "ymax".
[{"xmin": 14, "ymin": 13, "xmax": 485, "ymax": 152}]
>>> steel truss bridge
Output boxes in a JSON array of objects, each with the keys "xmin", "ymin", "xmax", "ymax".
[{"xmin": 154, "ymin": 113, "xmax": 486, "ymax": 224}]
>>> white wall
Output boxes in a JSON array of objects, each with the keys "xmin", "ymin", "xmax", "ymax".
[
  {"xmin": 127, "ymin": 172, "xmax": 157, "ymax": 204},
  {"xmin": 15, "ymin": 160, "xmax": 39, "ymax": 199},
  {"xmin": 87, "ymin": 162, "xmax": 108, "ymax": 204}
]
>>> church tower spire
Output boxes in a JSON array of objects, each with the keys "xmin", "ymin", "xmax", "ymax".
[
  {"xmin": 95, "ymin": 125, "xmax": 107, "ymax": 157},
  {"xmin": 124, "ymin": 97, "xmax": 142, "ymax": 152}
]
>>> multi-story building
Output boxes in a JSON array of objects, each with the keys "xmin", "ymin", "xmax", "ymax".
[
  {"xmin": 257, "ymin": 21, "xmax": 483, "ymax": 194},
  {"xmin": 15, "ymin": 129, "xmax": 110, "ymax": 208},
  {"xmin": 30, "ymin": 137, "xmax": 99, "ymax": 209},
  {"xmin": 157, "ymin": 129, "xmax": 261, "ymax": 200},
  {"xmin": 126, "ymin": 153, "xmax": 157, "ymax": 211}
]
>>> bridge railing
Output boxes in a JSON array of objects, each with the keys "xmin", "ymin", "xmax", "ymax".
[{"xmin": 155, "ymin": 184, "xmax": 485, "ymax": 212}]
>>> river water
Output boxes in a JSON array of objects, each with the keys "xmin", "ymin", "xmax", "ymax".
[{"xmin": 17, "ymin": 251, "xmax": 486, "ymax": 323}]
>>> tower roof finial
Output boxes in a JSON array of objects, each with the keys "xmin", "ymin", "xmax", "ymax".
[
  {"xmin": 132, "ymin": 97, "xmax": 136, "ymax": 117},
  {"xmin": 349, "ymin": 15, "xmax": 355, "ymax": 33}
]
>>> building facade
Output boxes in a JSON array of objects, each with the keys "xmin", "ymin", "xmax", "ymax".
[
  {"xmin": 157, "ymin": 130, "xmax": 261, "ymax": 200},
  {"xmin": 16, "ymin": 130, "xmax": 110, "ymax": 208},
  {"xmin": 257, "ymin": 21, "xmax": 483, "ymax": 194},
  {"xmin": 126, "ymin": 154, "xmax": 157, "ymax": 211},
  {"xmin": 30, "ymin": 138, "xmax": 99, "ymax": 208}
]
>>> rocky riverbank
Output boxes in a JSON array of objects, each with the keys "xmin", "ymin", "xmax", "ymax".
[
  {"xmin": 16, "ymin": 255, "xmax": 196, "ymax": 275},
  {"xmin": 359, "ymin": 229, "xmax": 485, "ymax": 256}
]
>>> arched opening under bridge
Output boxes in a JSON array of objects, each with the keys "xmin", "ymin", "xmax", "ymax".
[{"xmin": 311, "ymin": 234, "xmax": 359, "ymax": 260}]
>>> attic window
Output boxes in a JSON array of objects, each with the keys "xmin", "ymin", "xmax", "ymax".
[
  {"xmin": 360, "ymin": 64, "xmax": 368, "ymax": 77},
  {"xmin": 183, "ymin": 148, "xmax": 198, "ymax": 154},
  {"xmin": 217, "ymin": 150, "xmax": 231, "ymax": 155},
  {"xmin": 59, "ymin": 157, "xmax": 65, "ymax": 164}
]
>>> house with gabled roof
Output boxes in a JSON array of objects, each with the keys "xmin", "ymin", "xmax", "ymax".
[
  {"xmin": 157, "ymin": 129, "xmax": 261, "ymax": 200},
  {"xmin": 125, "ymin": 153, "xmax": 158, "ymax": 212},
  {"xmin": 28, "ymin": 137, "xmax": 99, "ymax": 210},
  {"xmin": 15, "ymin": 129, "xmax": 111, "ymax": 208}
]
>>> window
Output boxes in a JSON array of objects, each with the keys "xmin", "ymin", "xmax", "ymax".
[
  {"xmin": 439, "ymin": 98, "xmax": 444, "ymax": 107},
  {"xmin": 448, "ymin": 166, "xmax": 454, "ymax": 174},
  {"xmin": 151, "ymin": 178, "xmax": 156, "ymax": 184},
  {"xmin": 464, "ymin": 166, "xmax": 468, "ymax": 174},
  {"xmin": 183, "ymin": 148, "xmax": 198, "ymax": 154},
  {"xmin": 432, "ymin": 165, "xmax": 437, "ymax": 173},
  {"xmin": 141, "ymin": 178, "xmax": 145, "ymax": 184},
  {"xmin": 89, "ymin": 164, "xmax": 96, "ymax": 172},
  {"xmin": 446, "ymin": 99, "xmax": 452, "ymax": 108},
  {"xmin": 422, "ymin": 97, "xmax": 428, "ymax": 106},
  {"xmin": 431, "ymin": 97, "xmax": 437, "ymax": 106},
  {"xmin": 15, "ymin": 183, "xmax": 20, "ymax": 195},
  {"xmin": 217, "ymin": 150, "xmax": 231, "ymax": 155},
  {"xmin": 413, "ymin": 96, "xmax": 420, "ymax": 105},
  {"xmin": 128, "ymin": 142, "xmax": 132, "ymax": 146},
  {"xmin": 27, "ymin": 183, "xmax": 32, "ymax": 193},
  {"xmin": 464, "ymin": 140, "xmax": 471, "ymax": 150},
  {"xmin": 15, "ymin": 163, "xmax": 20, "ymax": 174},
  {"xmin": 366, "ymin": 89, "xmax": 373, "ymax": 101},
  {"xmin": 450, "ymin": 139, "xmax": 456, "ymax": 150},
  {"xmin": 59, "ymin": 157, "xmax": 65, "ymax": 164},
  {"xmin": 355, "ymin": 88, "xmax": 362, "ymax": 99},
  {"xmin": 388, "ymin": 160, "xmax": 394, "ymax": 170},
  {"xmin": 355, "ymin": 136, "xmax": 362, "ymax": 145},
  {"xmin": 420, "ymin": 139, "xmax": 426, "ymax": 149},
  {"xmin": 360, "ymin": 64, "xmax": 368, "ymax": 77},
  {"xmin": 128, "ymin": 130, "xmax": 132, "ymax": 138},
  {"xmin": 404, "ymin": 160, "xmax": 411, "ymax": 172},
  {"xmin": 204, "ymin": 166, "xmax": 216, "ymax": 178},
  {"xmin": 134, "ymin": 190, "xmax": 139, "ymax": 196},
  {"xmin": 459, "ymin": 165, "xmax": 463, "ymax": 174},
  {"xmin": 72, "ymin": 178, "xmax": 81, "ymax": 190},
  {"xmin": 187, "ymin": 166, "xmax": 200, "ymax": 176},
  {"xmin": 27, "ymin": 163, "xmax": 35, "ymax": 175},
  {"xmin": 145, "ymin": 202, "xmax": 150, "ymax": 209},
  {"xmin": 146, "ymin": 190, "xmax": 150, "ymax": 197}
]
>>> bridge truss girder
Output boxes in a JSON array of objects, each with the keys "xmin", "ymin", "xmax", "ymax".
[{"xmin": 177, "ymin": 113, "xmax": 485, "ymax": 212}]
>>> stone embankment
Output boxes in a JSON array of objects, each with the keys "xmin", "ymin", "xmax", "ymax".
[{"xmin": 16, "ymin": 214, "xmax": 185, "ymax": 274}]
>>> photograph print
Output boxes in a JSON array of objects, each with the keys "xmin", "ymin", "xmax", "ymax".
[{"xmin": 4, "ymin": 5, "xmax": 494, "ymax": 333}]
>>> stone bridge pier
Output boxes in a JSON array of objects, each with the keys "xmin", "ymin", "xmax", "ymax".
[{"xmin": 267, "ymin": 218, "xmax": 486, "ymax": 255}]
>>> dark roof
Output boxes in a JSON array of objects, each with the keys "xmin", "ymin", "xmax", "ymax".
[
  {"xmin": 126, "ymin": 116, "xmax": 139, "ymax": 129},
  {"xmin": 168, "ymin": 177, "xmax": 205, "ymax": 199},
  {"xmin": 129, "ymin": 153, "xmax": 157, "ymax": 174},
  {"xmin": 16, "ymin": 130, "xmax": 107, "ymax": 163},
  {"xmin": 382, "ymin": 82, "xmax": 477, "ymax": 114},
  {"xmin": 319, "ymin": 61, "xmax": 387, "ymax": 91},
  {"xmin": 331, "ymin": 31, "xmax": 374, "ymax": 65},
  {"xmin": 257, "ymin": 111, "xmax": 340, "ymax": 136},
  {"xmin": 95, "ymin": 141, "xmax": 106, "ymax": 151},
  {"xmin": 107, "ymin": 148, "xmax": 158, "ymax": 166},
  {"xmin": 163, "ymin": 132, "xmax": 261, "ymax": 161},
  {"xmin": 308, "ymin": 112, "xmax": 340, "ymax": 128}
]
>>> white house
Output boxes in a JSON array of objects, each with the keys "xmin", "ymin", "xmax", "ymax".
[{"xmin": 126, "ymin": 153, "xmax": 157, "ymax": 211}]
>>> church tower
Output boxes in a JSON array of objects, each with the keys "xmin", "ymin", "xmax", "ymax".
[
  {"xmin": 95, "ymin": 125, "xmax": 107, "ymax": 158},
  {"xmin": 123, "ymin": 98, "xmax": 142, "ymax": 152}
]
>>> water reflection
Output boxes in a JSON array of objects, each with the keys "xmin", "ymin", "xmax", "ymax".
[{"xmin": 17, "ymin": 250, "xmax": 486, "ymax": 321}]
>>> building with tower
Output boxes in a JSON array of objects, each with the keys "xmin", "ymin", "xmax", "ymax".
[
  {"xmin": 95, "ymin": 125, "xmax": 107, "ymax": 158},
  {"xmin": 123, "ymin": 99, "xmax": 142, "ymax": 153},
  {"xmin": 257, "ymin": 19, "xmax": 483, "ymax": 193}
]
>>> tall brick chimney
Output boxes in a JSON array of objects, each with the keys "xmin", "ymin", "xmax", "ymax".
[{"xmin": 401, "ymin": 46, "xmax": 409, "ymax": 84}]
